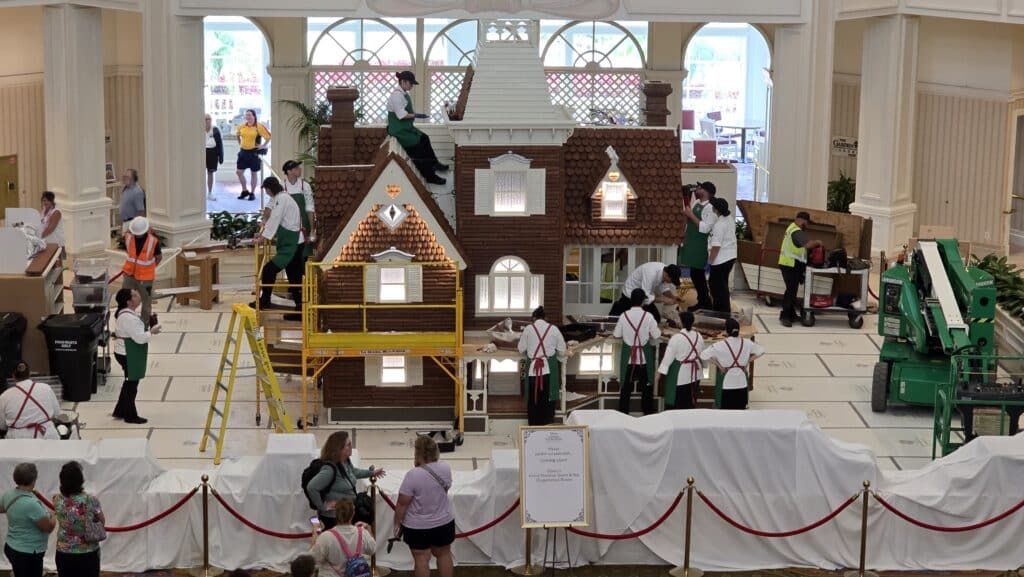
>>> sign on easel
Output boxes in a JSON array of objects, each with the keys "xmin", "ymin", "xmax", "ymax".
[{"xmin": 519, "ymin": 425, "xmax": 589, "ymax": 528}]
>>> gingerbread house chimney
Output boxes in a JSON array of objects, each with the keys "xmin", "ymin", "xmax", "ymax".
[
  {"xmin": 642, "ymin": 81, "xmax": 673, "ymax": 127},
  {"xmin": 327, "ymin": 86, "xmax": 359, "ymax": 165}
]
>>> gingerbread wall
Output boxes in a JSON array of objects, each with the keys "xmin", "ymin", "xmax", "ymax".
[
  {"xmin": 322, "ymin": 358, "xmax": 455, "ymax": 408},
  {"xmin": 454, "ymin": 145, "xmax": 566, "ymax": 329},
  {"xmin": 318, "ymin": 267, "xmax": 458, "ymax": 333}
]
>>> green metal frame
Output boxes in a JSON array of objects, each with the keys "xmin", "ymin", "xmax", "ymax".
[{"xmin": 933, "ymin": 354, "xmax": 1024, "ymax": 457}]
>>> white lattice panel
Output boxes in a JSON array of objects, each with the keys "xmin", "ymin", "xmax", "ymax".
[
  {"xmin": 313, "ymin": 69, "xmax": 401, "ymax": 125},
  {"xmin": 428, "ymin": 70, "xmax": 465, "ymax": 121},
  {"xmin": 546, "ymin": 70, "xmax": 642, "ymax": 125}
]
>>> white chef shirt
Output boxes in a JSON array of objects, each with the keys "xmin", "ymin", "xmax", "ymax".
[
  {"xmin": 695, "ymin": 198, "xmax": 718, "ymax": 234},
  {"xmin": 658, "ymin": 330, "xmax": 706, "ymax": 385},
  {"xmin": 388, "ymin": 88, "xmax": 411, "ymax": 119},
  {"xmin": 700, "ymin": 337, "xmax": 764, "ymax": 390},
  {"xmin": 262, "ymin": 193, "xmax": 304, "ymax": 242},
  {"xmin": 709, "ymin": 215, "xmax": 738, "ymax": 265},
  {"xmin": 113, "ymin": 308, "xmax": 153, "ymax": 356},
  {"xmin": 621, "ymin": 262, "xmax": 670, "ymax": 305},
  {"xmin": 517, "ymin": 319, "xmax": 566, "ymax": 376},
  {"xmin": 284, "ymin": 176, "xmax": 315, "ymax": 213},
  {"xmin": 613, "ymin": 307, "xmax": 661, "ymax": 365},
  {"xmin": 0, "ymin": 379, "xmax": 60, "ymax": 439}
]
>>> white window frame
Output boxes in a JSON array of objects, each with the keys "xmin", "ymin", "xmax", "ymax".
[
  {"xmin": 378, "ymin": 266, "xmax": 407, "ymax": 303},
  {"xmin": 365, "ymin": 356, "xmax": 424, "ymax": 387},
  {"xmin": 475, "ymin": 153, "xmax": 546, "ymax": 217},
  {"xmin": 600, "ymin": 181, "xmax": 629, "ymax": 220},
  {"xmin": 577, "ymin": 341, "xmax": 617, "ymax": 375},
  {"xmin": 365, "ymin": 247, "xmax": 423, "ymax": 304},
  {"xmin": 476, "ymin": 256, "xmax": 544, "ymax": 316},
  {"xmin": 562, "ymin": 246, "xmax": 675, "ymax": 317},
  {"xmin": 381, "ymin": 355, "xmax": 406, "ymax": 384}
]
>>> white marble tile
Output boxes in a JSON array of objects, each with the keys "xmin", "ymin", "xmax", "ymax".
[
  {"xmin": 162, "ymin": 375, "xmax": 301, "ymax": 402},
  {"xmin": 825, "ymin": 428, "xmax": 935, "ymax": 458},
  {"xmin": 876, "ymin": 457, "xmax": 899, "ymax": 472},
  {"xmin": 757, "ymin": 314, "xmax": 878, "ymax": 335},
  {"xmin": 177, "ymin": 331, "xmax": 251, "ymax": 355},
  {"xmin": 746, "ymin": 402, "xmax": 865, "ymax": 429},
  {"xmin": 93, "ymin": 376, "xmax": 171, "ymax": 402},
  {"xmin": 145, "ymin": 353, "xmax": 252, "ymax": 377},
  {"xmin": 755, "ymin": 354, "xmax": 830, "ymax": 377},
  {"xmin": 156, "ymin": 458, "xmax": 218, "ymax": 471},
  {"xmin": 148, "ymin": 428, "xmax": 270, "ymax": 460},
  {"xmin": 850, "ymin": 402, "xmax": 946, "ymax": 429},
  {"xmin": 753, "ymin": 315, "xmax": 769, "ymax": 334},
  {"xmin": 868, "ymin": 334, "xmax": 885, "ymax": 349},
  {"xmin": 79, "ymin": 427, "xmax": 151, "ymax": 442},
  {"xmin": 750, "ymin": 377, "xmax": 872, "ymax": 402},
  {"xmin": 755, "ymin": 334, "xmax": 879, "ymax": 356},
  {"xmin": 819, "ymin": 355, "xmax": 878, "ymax": 377},
  {"xmin": 153, "ymin": 312, "xmax": 220, "ymax": 333},
  {"xmin": 144, "ymin": 333, "xmax": 184, "ymax": 354}
]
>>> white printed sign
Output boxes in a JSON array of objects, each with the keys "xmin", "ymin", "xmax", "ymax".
[
  {"xmin": 832, "ymin": 136, "xmax": 858, "ymax": 157},
  {"xmin": 519, "ymin": 425, "xmax": 589, "ymax": 528}
]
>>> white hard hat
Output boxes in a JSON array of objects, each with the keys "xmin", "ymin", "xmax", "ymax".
[{"xmin": 129, "ymin": 217, "xmax": 150, "ymax": 236}]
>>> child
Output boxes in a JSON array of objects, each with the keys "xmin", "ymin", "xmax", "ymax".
[
  {"xmin": 656, "ymin": 312, "xmax": 705, "ymax": 410},
  {"xmin": 699, "ymin": 318, "xmax": 764, "ymax": 410}
]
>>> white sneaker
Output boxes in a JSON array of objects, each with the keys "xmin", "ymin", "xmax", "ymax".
[{"xmin": 207, "ymin": 195, "xmax": 216, "ymax": 201}]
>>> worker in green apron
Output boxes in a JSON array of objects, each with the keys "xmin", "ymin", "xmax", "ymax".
[
  {"xmin": 656, "ymin": 311, "xmax": 705, "ymax": 410},
  {"xmin": 253, "ymin": 176, "xmax": 305, "ymax": 320},
  {"xmin": 614, "ymin": 289, "xmax": 662, "ymax": 415},
  {"xmin": 112, "ymin": 287, "xmax": 161, "ymax": 424},
  {"xmin": 388, "ymin": 71, "xmax": 447, "ymax": 185},
  {"xmin": 517, "ymin": 306, "xmax": 566, "ymax": 425},
  {"xmin": 282, "ymin": 159, "xmax": 315, "ymax": 259},
  {"xmin": 678, "ymin": 181, "xmax": 718, "ymax": 311}
]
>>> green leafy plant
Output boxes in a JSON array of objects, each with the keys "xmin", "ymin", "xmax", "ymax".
[
  {"xmin": 827, "ymin": 171, "xmax": 856, "ymax": 213},
  {"xmin": 735, "ymin": 215, "xmax": 752, "ymax": 241},
  {"xmin": 972, "ymin": 253, "xmax": 1024, "ymax": 321},
  {"xmin": 209, "ymin": 211, "xmax": 260, "ymax": 241}
]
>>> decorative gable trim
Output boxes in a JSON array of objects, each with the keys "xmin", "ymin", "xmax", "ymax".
[
  {"xmin": 474, "ymin": 151, "xmax": 546, "ymax": 217},
  {"xmin": 371, "ymin": 247, "xmax": 416, "ymax": 262}
]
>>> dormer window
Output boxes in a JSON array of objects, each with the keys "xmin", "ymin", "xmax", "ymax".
[
  {"xmin": 591, "ymin": 146, "xmax": 636, "ymax": 223},
  {"xmin": 365, "ymin": 247, "xmax": 422, "ymax": 304},
  {"xmin": 475, "ymin": 152, "xmax": 546, "ymax": 217}
]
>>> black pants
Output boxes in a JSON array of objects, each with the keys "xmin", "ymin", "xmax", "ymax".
[
  {"xmin": 780, "ymin": 264, "xmax": 803, "ymax": 321},
  {"xmin": 721, "ymin": 387, "xmax": 748, "ymax": 410},
  {"xmin": 56, "ymin": 549, "xmax": 100, "ymax": 577},
  {"xmin": 709, "ymin": 259, "xmax": 735, "ymax": 314},
  {"xmin": 666, "ymin": 381, "xmax": 699, "ymax": 410},
  {"xmin": 403, "ymin": 134, "xmax": 442, "ymax": 179},
  {"xmin": 4, "ymin": 544, "xmax": 43, "ymax": 577},
  {"xmin": 113, "ymin": 353, "xmax": 140, "ymax": 420},
  {"xmin": 689, "ymin": 264, "xmax": 712, "ymax": 309},
  {"xmin": 618, "ymin": 364, "xmax": 655, "ymax": 415},
  {"xmin": 526, "ymin": 376, "xmax": 555, "ymax": 426},
  {"xmin": 259, "ymin": 243, "xmax": 305, "ymax": 309},
  {"xmin": 608, "ymin": 296, "xmax": 662, "ymax": 324}
]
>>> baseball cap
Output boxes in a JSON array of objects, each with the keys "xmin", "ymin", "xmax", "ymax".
[
  {"xmin": 396, "ymin": 71, "xmax": 419, "ymax": 85},
  {"xmin": 709, "ymin": 197, "xmax": 730, "ymax": 216},
  {"xmin": 796, "ymin": 211, "xmax": 812, "ymax": 223},
  {"xmin": 696, "ymin": 181, "xmax": 717, "ymax": 196},
  {"xmin": 282, "ymin": 159, "xmax": 301, "ymax": 172}
]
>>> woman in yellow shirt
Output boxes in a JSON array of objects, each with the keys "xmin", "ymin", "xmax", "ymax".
[{"xmin": 235, "ymin": 109, "xmax": 271, "ymax": 201}]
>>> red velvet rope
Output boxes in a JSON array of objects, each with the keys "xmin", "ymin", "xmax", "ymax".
[
  {"xmin": 377, "ymin": 490, "xmax": 520, "ymax": 539},
  {"xmin": 697, "ymin": 490, "xmax": 860, "ymax": 538},
  {"xmin": 211, "ymin": 489, "xmax": 313, "ymax": 540},
  {"xmin": 568, "ymin": 492, "xmax": 684, "ymax": 541},
  {"xmin": 872, "ymin": 492, "xmax": 1024, "ymax": 533},
  {"xmin": 35, "ymin": 487, "xmax": 198, "ymax": 533}
]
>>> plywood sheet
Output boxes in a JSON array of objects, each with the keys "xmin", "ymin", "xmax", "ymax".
[{"xmin": 738, "ymin": 201, "xmax": 870, "ymax": 258}]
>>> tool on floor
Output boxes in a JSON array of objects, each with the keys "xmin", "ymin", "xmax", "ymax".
[{"xmin": 200, "ymin": 303, "xmax": 295, "ymax": 464}]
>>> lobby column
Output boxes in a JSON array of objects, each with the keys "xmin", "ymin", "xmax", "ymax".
[
  {"xmin": 849, "ymin": 15, "xmax": 919, "ymax": 256},
  {"xmin": 265, "ymin": 15, "xmax": 312, "ymax": 169},
  {"xmin": 142, "ymin": 0, "xmax": 210, "ymax": 247},
  {"xmin": 43, "ymin": 4, "xmax": 110, "ymax": 255},
  {"xmin": 768, "ymin": 0, "xmax": 836, "ymax": 209}
]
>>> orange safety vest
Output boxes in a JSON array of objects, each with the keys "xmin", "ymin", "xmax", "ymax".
[{"xmin": 122, "ymin": 232, "xmax": 158, "ymax": 281}]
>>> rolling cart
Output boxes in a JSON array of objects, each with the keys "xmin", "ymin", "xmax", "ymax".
[
  {"xmin": 70, "ymin": 257, "xmax": 112, "ymax": 386},
  {"xmin": 801, "ymin": 265, "xmax": 869, "ymax": 328}
]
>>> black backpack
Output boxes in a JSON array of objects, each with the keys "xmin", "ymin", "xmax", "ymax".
[
  {"xmin": 827, "ymin": 248, "xmax": 849, "ymax": 271},
  {"xmin": 301, "ymin": 459, "xmax": 337, "ymax": 510}
]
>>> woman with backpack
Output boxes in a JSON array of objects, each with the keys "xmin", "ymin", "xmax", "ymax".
[
  {"xmin": 311, "ymin": 499, "xmax": 375, "ymax": 577},
  {"xmin": 393, "ymin": 435, "xmax": 454, "ymax": 577},
  {"xmin": 305, "ymin": 431, "xmax": 385, "ymax": 530}
]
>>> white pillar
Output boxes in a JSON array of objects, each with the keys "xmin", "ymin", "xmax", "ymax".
[
  {"xmin": 43, "ymin": 5, "xmax": 111, "ymax": 255},
  {"xmin": 142, "ymin": 0, "xmax": 210, "ymax": 247},
  {"xmin": 849, "ymin": 15, "xmax": 919, "ymax": 257},
  {"xmin": 268, "ymin": 66, "xmax": 312, "ymax": 170},
  {"xmin": 768, "ymin": 0, "xmax": 836, "ymax": 209}
]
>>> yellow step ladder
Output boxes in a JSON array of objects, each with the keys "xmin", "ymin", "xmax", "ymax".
[{"xmin": 200, "ymin": 303, "xmax": 295, "ymax": 464}]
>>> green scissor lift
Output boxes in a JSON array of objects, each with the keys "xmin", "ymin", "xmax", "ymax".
[{"xmin": 933, "ymin": 354, "xmax": 1024, "ymax": 457}]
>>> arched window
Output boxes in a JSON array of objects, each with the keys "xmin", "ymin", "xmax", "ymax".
[
  {"xmin": 541, "ymin": 20, "xmax": 647, "ymax": 125},
  {"xmin": 203, "ymin": 17, "xmax": 271, "ymax": 135},
  {"xmin": 308, "ymin": 18, "xmax": 416, "ymax": 124},
  {"xmin": 477, "ymin": 256, "xmax": 543, "ymax": 314},
  {"xmin": 425, "ymin": 19, "xmax": 478, "ymax": 120}
]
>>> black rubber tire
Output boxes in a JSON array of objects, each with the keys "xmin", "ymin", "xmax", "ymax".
[
  {"xmin": 801, "ymin": 312, "xmax": 816, "ymax": 327},
  {"xmin": 455, "ymin": 432, "xmax": 464, "ymax": 446},
  {"xmin": 848, "ymin": 314, "xmax": 864, "ymax": 329},
  {"xmin": 871, "ymin": 361, "xmax": 890, "ymax": 413}
]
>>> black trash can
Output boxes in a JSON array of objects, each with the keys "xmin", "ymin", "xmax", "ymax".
[
  {"xmin": 0, "ymin": 312, "xmax": 27, "ymax": 380},
  {"xmin": 39, "ymin": 313, "xmax": 105, "ymax": 402}
]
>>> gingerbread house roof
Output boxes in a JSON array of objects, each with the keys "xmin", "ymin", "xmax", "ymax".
[
  {"xmin": 563, "ymin": 127, "xmax": 685, "ymax": 245},
  {"xmin": 316, "ymin": 153, "xmax": 469, "ymax": 269}
]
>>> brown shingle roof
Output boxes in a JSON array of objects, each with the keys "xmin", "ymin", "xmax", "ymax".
[
  {"xmin": 563, "ymin": 127, "xmax": 685, "ymax": 245},
  {"xmin": 354, "ymin": 127, "xmax": 387, "ymax": 164},
  {"xmin": 335, "ymin": 204, "xmax": 449, "ymax": 263},
  {"xmin": 317, "ymin": 125, "xmax": 332, "ymax": 166}
]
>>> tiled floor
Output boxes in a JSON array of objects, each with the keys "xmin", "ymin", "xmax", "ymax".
[{"xmin": 56, "ymin": 252, "xmax": 959, "ymax": 474}]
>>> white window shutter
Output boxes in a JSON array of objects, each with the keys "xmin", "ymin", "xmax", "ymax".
[
  {"xmin": 526, "ymin": 169, "xmax": 546, "ymax": 215},
  {"xmin": 530, "ymin": 274, "xmax": 544, "ymax": 309},
  {"xmin": 474, "ymin": 169, "xmax": 493, "ymax": 215},
  {"xmin": 364, "ymin": 357, "xmax": 382, "ymax": 387},
  {"xmin": 476, "ymin": 275, "xmax": 489, "ymax": 312},
  {"xmin": 407, "ymin": 357, "xmax": 423, "ymax": 386},
  {"xmin": 365, "ymin": 265, "xmax": 380, "ymax": 303},
  {"xmin": 406, "ymin": 265, "xmax": 423, "ymax": 303}
]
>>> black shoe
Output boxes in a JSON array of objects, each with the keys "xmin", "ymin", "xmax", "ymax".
[
  {"xmin": 238, "ymin": 190, "xmax": 249, "ymax": 200},
  {"xmin": 112, "ymin": 412, "xmax": 124, "ymax": 420},
  {"xmin": 780, "ymin": 317, "xmax": 793, "ymax": 328},
  {"xmin": 425, "ymin": 175, "xmax": 446, "ymax": 185},
  {"xmin": 125, "ymin": 416, "xmax": 148, "ymax": 425},
  {"xmin": 247, "ymin": 192, "xmax": 256, "ymax": 201},
  {"xmin": 284, "ymin": 313, "xmax": 301, "ymax": 321},
  {"xmin": 434, "ymin": 162, "xmax": 449, "ymax": 171}
]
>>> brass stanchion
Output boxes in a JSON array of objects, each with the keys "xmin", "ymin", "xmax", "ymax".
[
  {"xmin": 669, "ymin": 477, "xmax": 703, "ymax": 577},
  {"xmin": 843, "ymin": 481, "xmax": 878, "ymax": 577},
  {"xmin": 370, "ymin": 477, "xmax": 391, "ymax": 577},
  {"xmin": 510, "ymin": 527, "xmax": 543, "ymax": 575},
  {"xmin": 189, "ymin": 475, "xmax": 223, "ymax": 577}
]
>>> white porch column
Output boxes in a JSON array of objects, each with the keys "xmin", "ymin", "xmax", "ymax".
[
  {"xmin": 849, "ymin": 15, "xmax": 919, "ymax": 256},
  {"xmin": 268, "ymin": 66, "xmax": 312, "ymax": 169},
  {"xmin": 768, "ymin": 0, "xmax": 836, "ymax": 209},
  {"xmin": 43, "ymin": 5, "xmax": 110, "ymax": 255},
  {"xmin": 142, "ymin": 0, "xmax": 210, "ymax": 247}
]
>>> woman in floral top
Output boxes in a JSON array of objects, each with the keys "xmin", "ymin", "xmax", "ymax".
[{"xmin": 52, "ymin": 461, "xmax": 104, "ymax": 577}]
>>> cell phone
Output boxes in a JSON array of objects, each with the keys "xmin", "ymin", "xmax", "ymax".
[{"xmin": 310, "ymin": 516, "xmax": 320, "ymax": 526}]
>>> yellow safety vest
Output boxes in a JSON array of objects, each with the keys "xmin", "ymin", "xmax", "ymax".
[{"xmin": 778, "ymin": 222, "xmax": 806, "ymax": 267}]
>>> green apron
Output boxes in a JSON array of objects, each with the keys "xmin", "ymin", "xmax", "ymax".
[
  {"xmin": 290, "ymin": 192, "xmax": 312, "ymax": 258},
  {"xmin": 386, "ymin": 92, "xmax": 423, "ymax": 148},
  {"xmin": 677, "ymin": 201, "xmax": 709, "ymax": 267},
  {"xmin": 618, "ymin": 342, "xmax": 656, "ymax": 388},
  {"xmin": 125, "ymin": 338, "xmax": 148, "ymax": 380},
  {"xmin": 522, "ymin": 356, "xmax": 561, "ymax": 402},
  {"xmin": 270, "ymin": 226, "xmax": 299, "ymax": 269},
  {"xmin": 663, "ymin": 359, "xmax": 703, "ymax": 406}
]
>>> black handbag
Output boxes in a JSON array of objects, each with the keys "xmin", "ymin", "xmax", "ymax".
[{"xmin": 344, "ymin": 470, "xmax": 374, "ymax": 525}]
